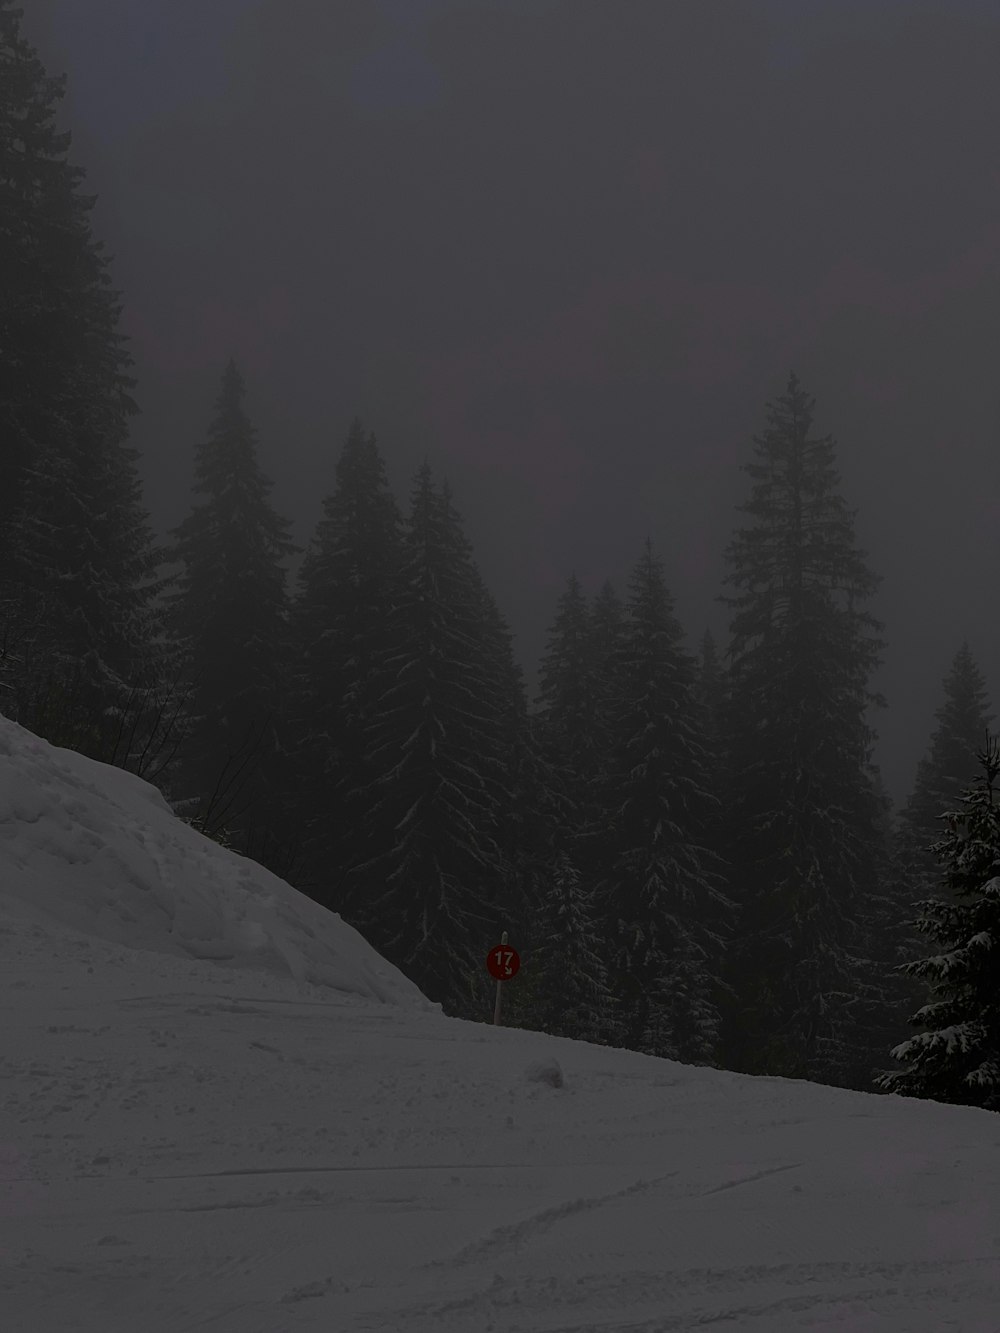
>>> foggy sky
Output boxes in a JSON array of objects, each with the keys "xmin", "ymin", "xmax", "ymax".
[{"xmin": 26, "ymin": 0, "xmax": 1000, "ymax": 807}]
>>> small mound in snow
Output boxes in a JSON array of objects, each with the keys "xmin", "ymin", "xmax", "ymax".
[
  {"xmin": 0, "ymin": 717, "xmax": 435, "ymax": 1010},
  {"xmin": 524, "ymin": 1057, "xmax": 565, "ymax": 1088}
]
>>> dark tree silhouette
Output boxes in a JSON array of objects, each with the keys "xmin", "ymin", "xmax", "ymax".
[
  {"xmin": 348, "ymin": 463, "xmax": 514, "ymax": 1012},
  {"xmin": 167, "ymin": 361, "xmax": 296, "ymax": 859},
  {"xmin": 286, "ymin": 418, "xmax": 406, "ymax": 901},
  {"xmin": 0, "ymin": 1, "xmax": 160, "ymax": 762},
  {"xmin": 720, "ymin": 374, "xmax": 887, "ymax": 1087},
  {"xmin": 595, "ymin": 539, "xmax": 730, "ymax": 1062}
]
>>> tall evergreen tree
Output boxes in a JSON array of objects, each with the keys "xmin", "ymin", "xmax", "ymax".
[
  {"xmin": 876, "ymin": 737, "xmax": 1000, "ymax": 1112},
  {"xmin": 0, "ymin": 1, "xmax": 159, "ymax": 760},
  {"xmin": 519, "ymin": 573, "xmax": 618, "ymax": 1039},
  {"xmin": 846, "ymin": 760, "xmax": 912, "ymax": 1092},
  {"xmin": 287, "ymin": 418, "xmax": 406, "ymax": 901},
  {"xmin": 167, "ymin": 361, "xmax": 296, "ymax": 857},
  {"xmin": 526, "ymin": 849, "xmax": 612, "ymax": 1042},
  {"xmin": 576, "ymin": 580, "xmax": 627, "ymax": 885},
  {"xmin": 595, "ymin": 539, "xmax": 730, "ymax": 1062},
  {"xmin": 536, "ymin": 573, "xmax": 594, "ymax": 760},
  {"xmin": 534, "ymin": 573, "xmax": 600, "ymax": 849},
  {"xmin": 588, "ymin": 580, "xmax": 627, "ymax": 731},
  {"xmin": 694, "ymin": 628, "xmax": 732, "ymax": 895},
  {"xmin": 459, "ymin": 533, "xmax": 528, "ymax": 954},
  {"xmin": 696, "ymin": 630, "xmax": 727, "ymax": 749},
  {"xmin": 349, "ymin": 463, "xmax": 512, "ymax": 1012},
  {"xmin": 486, "ymin": 634, "xmax": 541, "ymax": 947},
  {"xmin": 874, "ymin": 645, "xmax": 994, "ymax": 1057},
  {"xmin": 0, "ymin": 0, "xmax": 78, "ymax": 576},
  {"xmin": 898, "ymin": 642, "xmax": 994, "ymax": 897},
  {"xmin": 721, "ymin": 373, "xmax": 887, "ymax": 1086}
]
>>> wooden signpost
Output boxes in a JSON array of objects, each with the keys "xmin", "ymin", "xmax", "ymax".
[{"xmin": 486, "ymin": 930, "xmax": 520, "ymax": 1025}]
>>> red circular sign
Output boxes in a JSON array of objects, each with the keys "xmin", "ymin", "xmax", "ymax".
[{"xmin": 486, "ymin": 943, "xmax": 521, "ymax": 981}]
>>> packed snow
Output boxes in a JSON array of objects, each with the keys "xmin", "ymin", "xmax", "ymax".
[{"xmin": 2, "ymin": 717, "xmax": 1000, "ymax": 1331}]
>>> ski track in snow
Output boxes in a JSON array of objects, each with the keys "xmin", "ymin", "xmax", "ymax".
[
  {"xmin": 4, "ymin": 717, "xmax": 1000, "ymax": 1331},
  {"xmin": 372, "ymin": 1257, "xmax": 1000, "ymax": 1333},
  {"xmin": 428, "ymin": 1169, "xmax": 683, "ymax": 1268}
]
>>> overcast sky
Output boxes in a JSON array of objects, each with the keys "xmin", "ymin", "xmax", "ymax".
[{"xmin": 26, "ymin": 0, "xmax": 1000, "ymax": 807}]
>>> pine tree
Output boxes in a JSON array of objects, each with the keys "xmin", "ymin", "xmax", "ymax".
[
  {"xmin": 534, "ymin": 574, "xmax": 608, "ymax": 870},
  {"xmin": 167, "ymin": 361, "xmax": 296, "ymax": 858},
  {"xmin": 465, "ymin": 515, "xmax": 524, "ymax": 916},
  {"xmin": 697, "ymin": 630, "xmax": 727, "ymax": 743},
  {"xmin": 535, "ymin": 573, "xmax": 596, "ymax": 776},
  {"xmin": 10, "ymin": 417, "xmax": 162, "ymax": 761},
  {"xmin": 287, "ymin": 418, "xmax": 406, "ymax": 901},
  {"xmin": 487, "ymin": 641, "xmax": 544, "ymax": 952},
  {"xmin": 841, "ymin": 759, "xmax": 914, "ymax": 1092},
  {"xmin": 694, "ymin": 627, "xmax": 732, "ymax": 916},
  {"xmin": 478, "ymin": 620, "xmax": 587, "ymax": 1031},
  {"xmin": 0, "ymin": 1, "xmax": 160, "ymax": 760},
  {"xmin": 349, "ymin": 463, "xmax": 512, "ymax": 1012},
  {"xmin": 876, "ymin": 646, "xmax": 995, "ymax": 1068},
  {"xmin": 898, "ymin": 642, "xmax": 994, "ymax": 899},
  {"xmin": 595, "ymin": 539, "xmax": 730, "ymax": 1063},
  {"xmin": 588, "ymin": 579, "xmax": 627, "ymax": 738},
  {"xmin": 518, "ymin": 572, "xmax": 619, "ymax": 1039},
  {"xmin": 721, "ymin": 373, "xmax": 887, "ymax": 1086},
  {"xmin": 696, "ymin": 628, "xmax": 733, "ymax": 804},
  {"xmin": 576, "ymin": 580, "xmax": 627, "ymax": 891},
  {"xmin": 0, "ymin": 0, "xmax": 74, "ymax": 576},
  {"xmin": 876, "ymin": 737, "xmax": 1000, "ymax": 1111},
  {"xmin": 526, "ymin": 850, "xmax": 612, "ymax": 1042}
]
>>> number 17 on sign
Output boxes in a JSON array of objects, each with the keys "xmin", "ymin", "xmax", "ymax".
[{"xmin": 486, "ymin": 931, "xmax": 520, "ymax": 1025}]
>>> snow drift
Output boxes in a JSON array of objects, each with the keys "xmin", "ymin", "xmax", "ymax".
[{"xmin": 0, "ymin": 716, "xmax": 434, "ymax": 1010}]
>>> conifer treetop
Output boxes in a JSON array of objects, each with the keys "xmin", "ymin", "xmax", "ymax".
[
  {"xmin": 723, "ymin": 373, "xmax": 881, "ymax": 617},
  {"xmin": 902, "ymin": 641, "xmax": 995, "ymax": 854},
  {"xmin": 297, "ymin": 417, "xmax": 402, "ymax": 601}
]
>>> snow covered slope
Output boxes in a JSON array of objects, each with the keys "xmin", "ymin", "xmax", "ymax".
[
  {"xmin": 0, "ymin": 717, "xmax": 433, "ymax": 1008},
  {"xmin": 2, "ymin": 719, "xmax": 1000, "ymax": 1331}
]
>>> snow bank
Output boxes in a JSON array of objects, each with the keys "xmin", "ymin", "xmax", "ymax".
[{"xmin": 0, "ymin": 717, "xmax": 435, "ymax": 1009}]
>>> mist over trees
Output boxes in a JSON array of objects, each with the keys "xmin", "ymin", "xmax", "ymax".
[{"xmin": 4, "ymin": 2, "xmax": 1000, "ymax": 1110}]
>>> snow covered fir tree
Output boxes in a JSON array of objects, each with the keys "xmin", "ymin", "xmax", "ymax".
[
  {"xmin": 521, "ymin": 573, "xmax": 619, "ymax": 1043},
  {"xmin": 876, "ymin": 736, "xmax": 1000, "ymax": 1112},
  {"xmin": 718, "ymin": 374, "xmax": 890, "ymax": 1089},
  {"xmin": 880, "ymin": 644, "xmax": 996, "ymax": 1030},
  {"xmin": 332, "ymin": 462, "xmax": 519, "ymax": 1014},
  {"xmin": 588, "ymin": 540, "xmax": 731, "ymax": 1062},
  {"xmin": 522, "ymin": 849, "xmax": 612, "ymax": 1044}
]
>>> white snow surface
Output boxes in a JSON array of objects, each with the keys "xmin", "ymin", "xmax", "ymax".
[
  {"xmin": 3, "ymin": 719, "xmax": 1000, "ymax": 1331},
  {"xmin": 0, "ymin": 719, "xmax": 430, "ymax": 1009}
]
